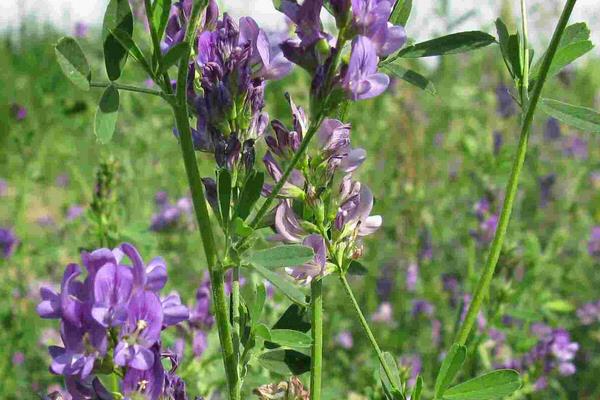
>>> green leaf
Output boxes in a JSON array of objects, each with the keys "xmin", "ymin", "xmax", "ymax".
[
  {"xmin": 530, "ymin": 23, "xmax": 593, "ymax": 80},
  {"xmin": 543, "ymin": 299, "xmax": 575, "ymax": 313},
  {"xmin": 160, "ymin": 41, "xmax": 190, "ymax": 73},
  {"xmin": 102, "ymin": 0, "xmax": 134, "ymax": 81},
  {"xmin": 443, "ymin": 369, "xmax": 521, "ymax": 399},
  {"xmin": 506, "ymin": 33, "xmax": 522, "ymax": 80},
  {"xmin": 152, "ymin": 0, "xmax": 172, "ymax": 41},
  {"xmin": 236, "ymin": 171, "xmax": 265, "ymax": 220},
  {"xmin": 381, "ymin": 63, "xmax": 436, "ymax": 95},
  {"xmin": 411, "ymin": 376, "xmax": 423, "ymax": 400},
  {"xmin": 540, "ymin": 98, "xmax": 600, "ymax": 133},
  {"xmin": 94, "ymin": 85, "xmax": 120, "ymax": 144},
  {"xmin": 109, "ymin": 28, "xmax": 153, "ymax": 76},
  {"xmin": 250, "ymin": 282, "xmax": 267, "ymax": 324},
  {"xmin": 258, "ymin": 349, "xmax": 311, "ymax": 376},
  {"xmin": 380, "ymin": 352, "xmax": 403, "ymax": 399},
  {"xmin": 55, "ymin": 37, "xmax": 91, "ymax": 91},
  {"xmin": 395, "ymin": 31, "xmax": 495, "ymax": 58},
  {"xmin": 255, "ymin": 323, "xmax": 271, "ymax": 340},
  {"xmin": 217, "ymin": 168, "xmax": 232, "ymax": 225},
  {"xmin": 269, "ymin": 329, "xmax": 312, "ymax": 348},
  {"xmin": 250, "ymin": 263, "xmax": 307, "ymax": 306},
  {"xmin": 434, "ymin": 343, "xmax": 467, "ymax": 399},
  {"xmin": 244, "ymin": 245, "xmax": 314, "ymax": 269},
  {"xmin": 494, "ymin": 18, "xmax": 513, "ymax": 77},
  {"xmin": 232, "ymin": 217, "xmax": 253, "ymax": 237},
  {"xmin": 272, "ymin": 304, "xmax": 311, "ymax": 333},
  {"xmin": 347, "ymin": 260, "xmax": 369, "ymax": 275},
  {"xmin": 390, "ymin": 0, "xmax": 412, "ymax": 26}
]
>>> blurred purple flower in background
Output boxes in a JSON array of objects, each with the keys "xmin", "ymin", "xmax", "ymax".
[
  {"xmin": 0, "ymin": 178, "xmax": 8, "ymax": 197},
  {"xmin": 399, "ymin": 354, "xmax": 422, "ymax": 388},
  {"xmin": 563, "ymin": 135, "xmax": 588, "ymax": 160},
  {"xmin": 66, "ymin": 205, "xmax": 85, "ymax": 221},
  {"xmin": 10, "ymin": 103, "xmax": 27, "ymax": 121},
  {"xmin": 150, "ymin": 191, "xmax": 194, "ymax": 232},
  {"xmin": 495, "ymin": 84, "xmax": 516, "ymax": 118},
  {"xmin": 336, "ymin": 330, "xmax": 353, "ymax": 349},
  {"xmin": 372, "ymin": 301, "xmax": 393, "ymax": 323},
  {"xmin": 376, "ymin": 263, "xmax": 395, "ymax": 301},
  {"xmin": 55, "ymin": 173, "xmax": 70, "ymax": 188},
  {"xmin": 544, "ymin": 117, "xmax": 561, "ymax": 140},
  {"xmin": 0, "ymin": 227, "xmax": 19, "ymax": 259},
  {"xmin": 588, "ymin": 226, "xmax": 600, "ymax": 259},
  {"xmin": 577, "ymin": 300, "xmax": 600, "ymax": 325},
  {"xmin": 539, "ymin": 173, "xmax": 556, "ymax": 208},
  {"xmin": 405, "ymin": 262, "xmax": 418, "ymax": 292},
  {"xmin": 493, "ymin": 130, "xmax": 503, "ymax": 155},
  {"xmin": 189, "ymin": 273, "xmax": 214, "ymax": 358},
  {"xmin": 411, "ymin": 299, "xmax": 435, "ymax": 318},
  {"xmin": 73, "ymin": 22, "xmax": 89, "ymax": 38}
]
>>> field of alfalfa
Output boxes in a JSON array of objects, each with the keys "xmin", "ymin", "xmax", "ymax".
[{"xmin": 1, "ymin": 1, "xmax": 600, "ymax": 399}]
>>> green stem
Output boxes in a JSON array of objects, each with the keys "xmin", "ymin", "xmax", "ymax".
[
  {"xmin": 232, "ymin": 264, "xmax": 241, "ymax": 369},
  {"xmin": 455, "ymin": 0, "xmax": 577, "ymax": 346},
  {"xmin": 310, "ymin": 279, "xmax": 323, "ymax": 400},
  {"xmin": 339, "ymin": 273, "xmax": 397, "ymax": 389},
  {"xmin": 171, "ymin": 2, "xmax": 239, "ymax": 399},
  {"xmin": 520, "ymin": 0, "xmax": 530, "ymax": 105},
  {"xmin": 90, "ymin": 81, "xmax": 165, "ymax": 97}
]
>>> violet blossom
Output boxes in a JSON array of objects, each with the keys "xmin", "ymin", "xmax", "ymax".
[
  {"xmin": 342, "ymin": 36, "xmax": 390, "ymax": 100},
  {"xmin": 588, "ymin": 226, "xmax": 600, "ymax": 259},
  {"xmin": 0, "ymin": 227, "xmax": 19, "ymax": 259}
]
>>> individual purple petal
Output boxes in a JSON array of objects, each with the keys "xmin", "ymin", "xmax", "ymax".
[
  {"xmin": 340, "ymin": 148, "xmax": 367, "ymax": 173},
  {"xmin": 92, "ymin": 264, "xmax": 134, "ymax": 327},
  {"xmin": 273, "ymin": 201, "xmax": 306, "ymax": 243},
  {"xmin": 162, "ymin": 292, "xmax": 190, "ymax": 327},
  {"xmin": 286, "ymin": 234, "xmax": 327, "ymax": 284},
  {"xmin": 146, "ymin": 257, "xmax": 168, "ymax": 292},
  {"xmin": 343, "ymin": 36, "xmax": 389, "ymax": 100},
  {"xmin": 122, "ymin": 345, "xmax": 165, "ymax": 400}
]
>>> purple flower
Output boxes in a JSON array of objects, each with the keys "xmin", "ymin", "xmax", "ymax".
[
  {"xmin": 10, "ymin": 103, "xmax": 27, "ymax": 121},
  {"xmin": 12, "ymin": 352, "xmax": 25, "ymax": 366},
  {"xmin": 399, "ymin": 354, "xmax": 422, "ymax": 388},
  {"xmin": 563, "ymin": 135, "xmax": 588, "ymax": 160},
  {"xmin": 56, "ymin": 173, "xmax": 70, "ymax": 188},
  {"xmin": 37, "ymin": 215, "xmax": 56, "ymax": 228},
  {"xmin": 286, "ymin": 234, "xmax": 327, "ymax": 284},
  {"xmin": 431, "ymin": 319, "xmax": 441, "ymax": 347},
  {"xmin": 495, "ymin": 84, "xmax": 516, "ymax": 118},
  {"xmin": 272, "ymin": 200, "xmax": 307, "ymax": 243},
  {"xmin": 66, "ymin": 205, "xmax": 85, "ymax": 221},
  {"xmin": 376, "ymin": 264, "xmax": 395, "ymax": 301},
  {"xmin": 406, "ymin": 262, "xmax": 418, "ymax": 292},
  {"xmin": 411, "ymin": 299, "xmax": 435, "ymax": 318},
  {"xmin": 189, "ymin": 274, "xmax": 214, "ymax": 358},
  {"xmin": 74, "ymin": 22, "xmax": 89, "ymax": 38},
  {"xmin": 588, "ymin": 226, "xmax": 600, "ymax": 258},
  {"xmin": 91, "ymin": 263, "xmax": 134, "ymax": 328},
  {"xmin": 317, "ymin": 118, "xmax": 366, "ymax": 173},
  {"xmin": 350, "ymin": 0, "xmax": 407, "ymax": 56},
  {"xmin": 343, "ymin": 36, "xmax": 389, "ymax": 100},
  {"xmin": 239, "ymin": 17, "xmax": 293, "ymax": 80},
  {"xmin": 37, "ymin": 263, "xmax": 84, "ymax": 326},
  {"xmin": 150, "ymin": 192, "xmax": 194, "ymax": 232},
  {"xmin": 372, "ymin": 301, "xmax": 393, "ymax": 323},
  {"xmin": 539, "ymin": 174, "xmax": 556, "ymax": 208},
  {"xmin": 493, "ymin": 130, "xmax": 503, "ymax": 155},
  {"xmin": 0, "ymin": 178, "xmax": 7, "ymax": 197},
  {"xmin": 114, "ymin": 291, "xmax": 163, "ymax": 370},
  {"xmin": 336, "ymin": 330, "xmax": 353, "ymax": 349},
  {"xmin": 544, "ymin": 117, "xmax": 561, "ymax": 140},
  {"xmin": 335, "ymin": 181, "xmax": 382, "ymax": 237},
  {"xmin": 161, "ymin": 292, "xmax": 190, "ymax": 327},
  {"xmin": 48, "ymin": 321, "xmax": 104, "ymax": 379},
  {"xmin": 577, "ymin": 301, "xmax": 600, "ymax": 325},
  {"xmin": 0, "ymin": 227, "xmax": 19, "ymax": 259},
  {"xmin": 122, "ymin": 345, "xmax": 165, "ymax": 400}
]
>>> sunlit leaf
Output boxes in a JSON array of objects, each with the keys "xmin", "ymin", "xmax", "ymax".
[
  {"xmin": 540, "ymin": 98, "xmax": 600, "ymax": 133},
  {"xmin": 94, "ymin": 85, "xmax": 120, "ymax": 144},
  {"xmin": 434, "ymin": 343, "xmax": 467, "ymax": 399},
  {"xmin": 55, "ymin": 37, "xmax": 91, "ymax": 91},
  {"xmin": 443, "ymin": 369, "xmax": 521, "ymax": 399}
]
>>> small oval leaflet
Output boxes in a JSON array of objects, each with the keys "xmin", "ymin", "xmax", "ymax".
[
  {"xmin": 94, "ymin": 85, "xmax": 120, "ymax": 144},
  {"xmin": 55, "ymin": 37, "xmax": 91, "ymax": 91}
]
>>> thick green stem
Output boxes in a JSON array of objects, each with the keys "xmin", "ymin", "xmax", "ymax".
[
  {"xmin": 455, "ymin": 0, "xmax": 577, "ymax": 346},
  {"xmin": 310, "ymin": 279, "xmax": 323, "ymax": 400},
  {"xmin": 90, "ymin": 81, "xmax": 165, "ymax": 97},
  {"xmin": 171, "ymin": 2, "xmax": 239, "ymax": 399},
  {"xmin": 339, "ymin": 274, "xmax": 397, "ymax": 389}
]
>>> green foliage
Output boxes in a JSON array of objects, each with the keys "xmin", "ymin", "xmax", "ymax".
[
  {"xmin": 102, "ymin": 0, "xmax": 134, "ymax": 81},
  {"xmin": 54, "ymin": 37, "xmax": 91, "ymax": 91},
  {"xmin": 94, "ymin": 85, "xmax": 120, "ymax": 144},
  {"xmin": 443, "ymin": 369, "xmax": 521, "ymax": 399},
  {"xmin": 541, "ymin": 98, "xmax": 600, "ymax": 133},
  {"xmin": 391, "ymin": 31, "xmax": 496, "ymax": 59}
]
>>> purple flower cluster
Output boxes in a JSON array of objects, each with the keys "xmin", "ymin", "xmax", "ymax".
[
  {"xmin": 588, "ymin": 226, "xmax": 600, "ymax": 259},
  {"xmin": 188, "ymin": 272, "xmax": 215, "ymax": 357},
  {"xmin": 10, "ymin": 103, "xmax": 27, "ymax": 121},
  {"xmin": 0, "ymin": 227, "xmax": 19, "ymax": 259},
  {"xmin": 166, "ymin": 1, "xmax": 292, "ymax": 172},
  {"xmin": 150, "ymin": 191, "xmax": 194, "ymax": 232},
  {"xmin": 538, "ymin": 173, "xmax": 556, "ymax": 208},
  {"xmin": 563, "ymin": 135, "xmax": 588, "ymax": 160},
  {"xmin": 264, "ymin": 101, "xmax": 381, "ymax": 283},
  {"xmin": 335, "ymin": 330, "xmax": 354, "ymax": 349},
  {"xmin": 544, "ymin": 117, "xmax": 561, "ymax": 141},
  {"xmin": 471, "ymin": 198, "xmax": 498, "ymax": 245},
  {"xmin": 495, "ymin": 84, "xmax": 516, "ymax": 118},
  {"xmin": 577, "ymin": 300, "xmax": 600, "ymax": 325},
  {"xmin": 37, "ymin": 243, "xmax": 190, "ymax": 399},
  {"xmin": 279, "ymin": 0, "xmax": 406, "ymax": 101},
  {"xmin": 523, "ymin": 324, "xmax": 579, "ymax": 377}
]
